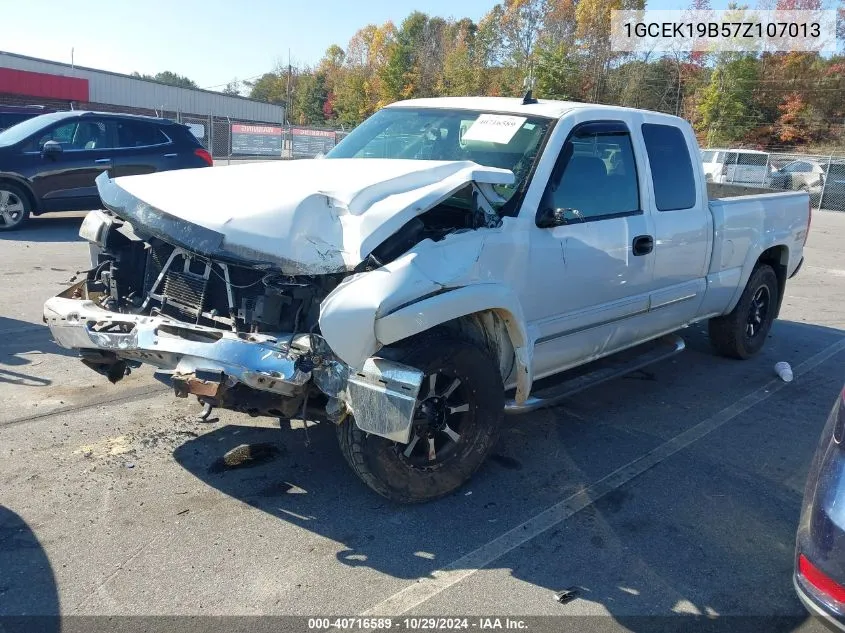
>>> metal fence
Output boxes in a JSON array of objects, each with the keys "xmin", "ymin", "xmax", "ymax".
[
  {"xmin": 703, "ymin": 148, "xmax": 845, "ymax": 212},
  {"xmin": 156, "ymin": 110, "xmax": 350, "ymax": 162}
]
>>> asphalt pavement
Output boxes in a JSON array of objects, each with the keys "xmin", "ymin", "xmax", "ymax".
[{"xmin": 1, "ymin": 210, "xmax": 844, "ymax": 633}]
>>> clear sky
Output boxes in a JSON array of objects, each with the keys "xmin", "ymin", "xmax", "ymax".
[{"xmin": 3, "ymin": 0, "xmax": 731, "ymax": 91}]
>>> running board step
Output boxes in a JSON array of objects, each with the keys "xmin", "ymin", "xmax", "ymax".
[{"xmin": 504, "ymin": 334, "xmax": 685, "ymax": 415}]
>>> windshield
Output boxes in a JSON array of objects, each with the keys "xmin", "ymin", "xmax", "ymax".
[
  {"xmin": 0, "ymin": 113, "xmax": 64, "ymax": 147},
  {"xmin": 327, "ymin": 107, "xmax": 554, "ymax": 206}
]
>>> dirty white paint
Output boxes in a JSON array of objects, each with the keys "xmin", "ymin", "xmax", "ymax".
[{"xmin": 108, "ymin": 158, "xmax": 513, "ymax": 275}]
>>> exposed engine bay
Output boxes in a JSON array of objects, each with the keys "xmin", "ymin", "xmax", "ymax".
[
  {"xmin": 88, "ymin": 183, "xmax": 494, "ymax": 334},
  {"xmin": 47, "ymin": 183, "xmax": 501, "ymax": 440}
]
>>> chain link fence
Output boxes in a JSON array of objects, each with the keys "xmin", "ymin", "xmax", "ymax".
[
  {"xmin": 703, "ymin": 148, "xmax": 845, "ymax": 212},
  {"xmin": 158, "ymin": 112, "xmax": 351, "ymax": 163}
]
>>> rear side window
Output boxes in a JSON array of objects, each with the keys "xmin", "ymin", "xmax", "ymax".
[
  {"xmin": 785, "ymin": 161, "xmax": 812, "ymax": 173},
  {"xmin": 737, "ymin": 152, "xmax": 768, "ymax": 166},
  {"xmin": 641, "ymin": 123, "xmax": 696, "ymax": 211},
  {"xmin": 116, "ymin": 120, "xmax": 169, "ymax": 148}
]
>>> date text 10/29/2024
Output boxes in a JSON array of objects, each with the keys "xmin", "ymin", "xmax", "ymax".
[{"xmin": 308, "ymin": 618, "xmax": 529, "ymax": 630}]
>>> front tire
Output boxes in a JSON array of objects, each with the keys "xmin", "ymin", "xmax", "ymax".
[
  {"xmin": 0, "ymin": 184, "xmax": 30, "ymax": 231},
  {"xmin": 336, "ymin": 336, "xmax": 504, "ymax": 503},
  {"xmin": 708, "ymin": 264, "xmax": 779, "ymax": 359}
]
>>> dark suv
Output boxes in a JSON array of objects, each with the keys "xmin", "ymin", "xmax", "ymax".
[
  {"xmin": 0, "ymin": 110, "xmax": 213, "ymax": 230},
  {"xmin": 0, "ymin": 104, "xmax": 55, "ymax": 131}
]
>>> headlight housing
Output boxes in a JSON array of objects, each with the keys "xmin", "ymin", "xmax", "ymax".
[{"xmin": 78, "ymin": 210, "xmax": 113, "ymax": 246}]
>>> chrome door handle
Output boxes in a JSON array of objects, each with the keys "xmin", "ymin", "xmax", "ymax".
[{"xmin": 94, "ymin": 158, "xmax": 112, "ymax": 164}]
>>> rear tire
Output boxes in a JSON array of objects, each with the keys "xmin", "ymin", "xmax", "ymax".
[
  {"xmin": 708, "ymin": 264, "xmax": 779, "ymax": 359},
  {"xmin": 336, "ymin": 336, "xmax": 504, "ymax": 503},
  {"xmin": 0, "ymin": 183, "xmax": 30, "ymax": 231}
]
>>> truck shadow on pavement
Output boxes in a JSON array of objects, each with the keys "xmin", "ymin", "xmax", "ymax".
[
  {"xmin": 172, "ymin": 319, "xmax": 844, "ymax": 632},
  {"xmin": 0, "ymin": 506, "xmax": 60, "ymax": 631},
  {"xmin": 0, "ymin": 316, "xmax": 74, "ymax": 387}
]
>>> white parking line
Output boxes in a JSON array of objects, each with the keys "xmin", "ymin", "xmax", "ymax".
[
  {"xmin": 362, "ymin": 337, "xmax": 845, "ymax": 616},
  {"xmin": 807, "ymin": 266, "xmax": 845, "ymax": 277}
]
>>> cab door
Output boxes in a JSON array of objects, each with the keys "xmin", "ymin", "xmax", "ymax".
[
  {"xmin": 27, "ymin": 118, "xmax": 118, "ymax": 211},
  {"xmin": 639, "ymin": 119, "xmax": 711, "ymax": 330},
  {"xmin": 523, "ymin": 119, "xmax": 657, "ymax": 380}
]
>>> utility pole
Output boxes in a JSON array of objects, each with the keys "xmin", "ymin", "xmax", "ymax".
[{"xmin": 285, "ymin": 48, "xmax": 292, "ymax": 126}]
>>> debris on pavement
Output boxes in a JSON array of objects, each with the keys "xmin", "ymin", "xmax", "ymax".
[
  {"xmin": 775, "ymin": 361, "xmax": 794, "ymax": 382},
  {"xmin": 554, "ymin": 587, "xmax": 579, "ymax": 604},
  {"xmin": 208, "ymin": 442, "xmax": 281, "ymax": 473}
]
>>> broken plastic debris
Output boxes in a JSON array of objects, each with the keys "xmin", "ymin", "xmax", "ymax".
[
  {"xmin": 775, "ymin": 361, "xmax": 793, "ymax": 382},
  {"xmin": 208, "ymin": 443, "xmax": 281, "ymax": 473},
  {"xmin": 554, "ymin": 587, "xmax": 579, "ymax": 604}
]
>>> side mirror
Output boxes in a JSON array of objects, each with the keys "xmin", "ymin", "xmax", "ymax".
[
  {"xmin": 536, "ymin": 207, "xmax": 573, "ymax": 228},
  {"xmin": 42, "ymin": 141, "xmax": 63, "ymax": 158}
]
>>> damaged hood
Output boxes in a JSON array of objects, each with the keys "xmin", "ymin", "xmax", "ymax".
[{"xmin": 97, "ymin": 158, "xmax": 514, "ymax": 274}]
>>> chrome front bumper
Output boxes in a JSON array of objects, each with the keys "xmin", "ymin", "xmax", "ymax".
[
  {"xmin": 44, "ymin": 295, "xmax": 426, "ymax": 443},
  {"xmin": 43, "ymin": 297, "xmax": 311, "ymax": 396}
]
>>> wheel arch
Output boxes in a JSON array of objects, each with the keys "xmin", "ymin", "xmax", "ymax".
[
  {"xmin": 0, "ymin": 176, "xmax": 38, "ymax": 214},
  {"xmin": 727, "ymin": 243, "xmax": 789, "ymax": 316},
  {"xmin": 374, "ymin": 284, "xmax": 533, "ymax": 404},
  {"xmin": 756, "ymin": 245, "xmax": 789, "ymax": 317}
]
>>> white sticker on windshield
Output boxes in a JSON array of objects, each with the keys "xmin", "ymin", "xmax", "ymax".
[{"xmin": 462, "ymin": 114, "xmax": 528, "ymax": 144}]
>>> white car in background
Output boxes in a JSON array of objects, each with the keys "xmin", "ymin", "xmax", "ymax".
[
  {"xmin": 767, "ymin": 159, "xmax": 826, "ymax": 196},
  {"xmin": 702, "ymin": 148, "xmax": 770, "ymax": 185}
]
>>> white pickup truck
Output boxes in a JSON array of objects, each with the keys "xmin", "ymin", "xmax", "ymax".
[{"xmin": 43, "ymin": 97, "xmax": 810, "ymax": 503}]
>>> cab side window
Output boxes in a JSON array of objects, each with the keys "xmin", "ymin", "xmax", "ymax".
[
  {"xmin": 642, "ymin": 123, "xmax": 696, "ymax": 211},
  {"xmin": 116, "ymin": 121, "xmax": 169, "ymax": 148},
  {"xmin": 72, "ymin": 120, "xmax": 115, "ymax": 150},
  {"xmin": 24, "ymin": 121, "xmax": 78, "ymax": 152},
  {"xmin": 541, "ymin": 121, "xmax": 640, "ymax": 223},
  {"xmin": 24, "ymin": 120, "xmax": 117, "ymax": 152}
]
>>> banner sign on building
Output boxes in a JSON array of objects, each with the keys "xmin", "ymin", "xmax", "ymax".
[
  {"xmin": 231, "ymin": 124, "xmax": 282, "ymax": 156},
  {"xmin": 290, "ymin": 127, "xmax": 336, "ymax": 158}
]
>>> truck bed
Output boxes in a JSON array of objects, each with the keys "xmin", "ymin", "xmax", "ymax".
[{"xmin": 707, "ymin": 182, "xmax": 782, "ymax": 199}]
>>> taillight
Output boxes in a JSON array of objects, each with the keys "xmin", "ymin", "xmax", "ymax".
[
  {"xmin": 721, "ymin": 163, "xmax": 728, "ymax": 176},
  {"xmin": 194, "ymin": 148, "xmax": 213, "ymax": 166},
  {"xmin": 798, "ymin": 554, "xmax": 845, "ymax": 604}
]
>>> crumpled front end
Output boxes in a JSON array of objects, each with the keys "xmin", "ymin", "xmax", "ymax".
[
  {"xmin": 43, "ymin": 210, "xmax": 426, "ymax": 442},
  {"xmin": 43, "ymin": 157, "xmax": 516, "ymax": 442}
]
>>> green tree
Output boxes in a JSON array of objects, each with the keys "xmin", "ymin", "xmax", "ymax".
[
  {"xmin": 334, "ymin": 68, "xmax": 370, "ymax": 125},
  {"xmin": 291, "ymin": 72, "xmax": 327, "ymax": 125},
  {"xmin": 222, "ymin": 79, "xmax": 240, "ymax": 96},
  {"xmin": 610, "ymin": 58, "xmax": 682, "ymax": 113},
  {"xmin": 131, "ymin": 71, "xmax": 198, "ymax": 89},
  {"xmin": 245, "ymin": 72, "xmax": 286, "ymax": 105},
  {"xmin": 697, "ymin": 55, "xmax": 761, "ymax": 146},
  {"xmin": 534, "ymin": 42, "xmax": 581, "ymax": 100}
]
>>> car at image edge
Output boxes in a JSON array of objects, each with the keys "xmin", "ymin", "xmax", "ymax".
[
  {"xmin": 795, "ymin": 381, "xmax": 845, "ymax": 630},
  {"xmin": 0, "ymin": 110, "xmax": 213, "ymax": 231},
  {"xmin": 0, "ymin": 104, "xmax": 55, "ymax": 131}
]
